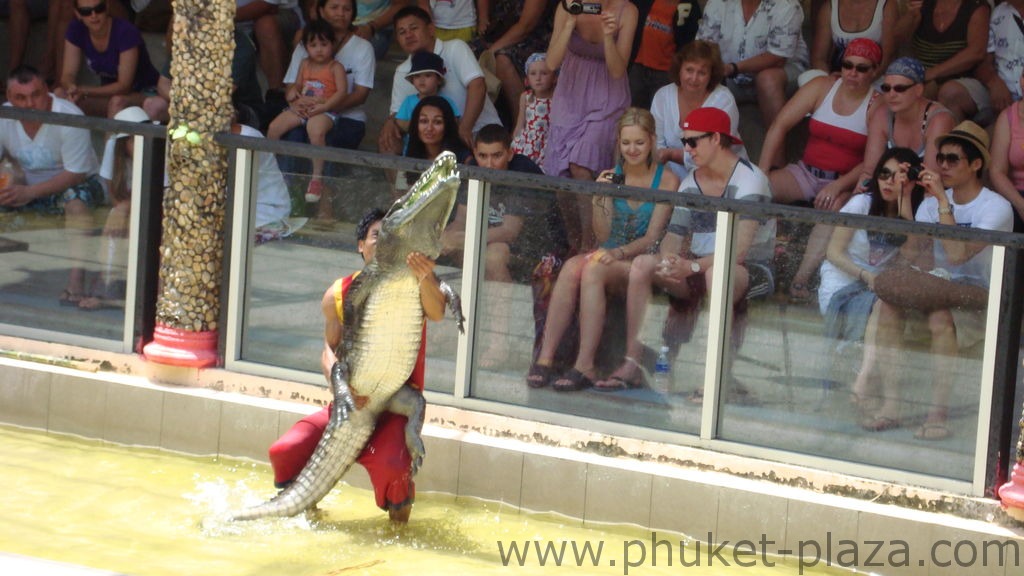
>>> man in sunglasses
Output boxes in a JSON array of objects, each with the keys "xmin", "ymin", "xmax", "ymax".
[
  {"xmin": 871, "ymin": 120, "xmax": 1012, "ymax": 441},
  {"xmin": 859, "ymin": 57, "xmax": 956, "ymax": 194},
  {"xmin": 611, "ymin": 107, "xmax": 775, "ymax": 404}
]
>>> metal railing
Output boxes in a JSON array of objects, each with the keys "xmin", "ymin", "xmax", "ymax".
[{"xmin": 1, "ymin": 107, "xmax": 1022, "ymax": 497}]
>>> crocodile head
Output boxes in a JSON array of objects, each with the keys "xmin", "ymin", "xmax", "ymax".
[{"xmin": 375, "ymin": 151, "xmax": 461, "ymax": 267}]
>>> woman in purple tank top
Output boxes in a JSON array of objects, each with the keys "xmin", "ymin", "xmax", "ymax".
[{"xmin": 55, "ymin": 0, "xmax": 160, "ymax": 118}]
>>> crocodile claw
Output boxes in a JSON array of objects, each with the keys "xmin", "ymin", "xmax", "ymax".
[{"xmin": 438, "ymin": 280, "xmax": 465, "ymax": 334}]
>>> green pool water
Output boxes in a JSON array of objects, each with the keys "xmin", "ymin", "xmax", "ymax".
[{"xmin": 0, "ymin": 425, "xmax": 855, "ymax": 575}]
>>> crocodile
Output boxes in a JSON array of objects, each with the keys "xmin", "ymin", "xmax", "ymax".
[{"xmin": 231, "ymin": 152, "xmax": 464, "ymax": 521}]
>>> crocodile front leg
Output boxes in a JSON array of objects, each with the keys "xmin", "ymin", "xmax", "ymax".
[{"xmin": 438, "ymin": 280, "xmax": 465, "ymax": 334}]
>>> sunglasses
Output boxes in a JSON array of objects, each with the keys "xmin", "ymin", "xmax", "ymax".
[
  {"xmin": 880, "ymin": 82, "xmax": 915, "ymax": 93},
  {"xmin": 841, "ymin": 60, "xmax": 873, "ymax": 74},
  {"xmin": 935, "ymin": 152, "xmax": 963, "ymax": 166},
  {"xmin": 76, "ymin": 2, "xmax": 106, "ymax": 16},
  {"xmin": 681, "ymin": 132, "xmax": 714, "ymax": 148},
  {"xmin": 876, "ymin": 168, "xmax": 898, "ymax": 182}
]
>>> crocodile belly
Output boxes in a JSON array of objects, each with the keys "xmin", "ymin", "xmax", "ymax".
[{"xmin": 347, "ymin": 274, "xmax": 424, "ymax": 399}]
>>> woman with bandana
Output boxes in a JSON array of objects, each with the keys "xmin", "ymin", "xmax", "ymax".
[{"xmin": 758, "ymin": 39, "xmax": 883, "ymax": 303}]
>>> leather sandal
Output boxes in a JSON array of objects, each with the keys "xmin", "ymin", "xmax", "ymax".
[
  {"xmin": 526, "ymin": 363, "xmax": 555, "ymax": 389},
  {"xmin": 552, "ymin": 368, "xmax": 594, "ymax": 392}
]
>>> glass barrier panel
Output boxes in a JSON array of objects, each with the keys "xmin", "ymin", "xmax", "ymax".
[
  {"xmin": 469, "ymin": 183, "xmax": 705, "ymax": 435},
  {"xmin": 0, "ymin": 124, "xmax": 131, "ymax": 341},
  {"xmin": 237, "ymin": 153, "xmax": 462, "ymax": 392},
  {"xmin": 716, "ymin": 213, "xmax": 987, "ymax": 481}
]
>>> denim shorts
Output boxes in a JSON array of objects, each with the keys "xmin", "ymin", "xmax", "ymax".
[{"xmin": 0, "ymin": 174, "xmax": 104, "ymax": 215}]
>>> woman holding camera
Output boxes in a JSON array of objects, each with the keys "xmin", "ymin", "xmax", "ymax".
[
  {"xmin": 821, "ymin": 147, "xmax": 922, "ymax": 421},
  {"xmin": 526, "ymin": 108, "xmax": 677, "ymax": 392},
  {"xmin": 543, "ymin": 0, "xmax": 638, "ymax": 251}
]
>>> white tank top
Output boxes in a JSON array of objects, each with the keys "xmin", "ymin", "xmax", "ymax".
[
  {"xmin": 811, "ymin": 79, "xmax": 873, "ymax": 135},
  {"xmin": 830, "ymin": 0, "xmax": 886, "ymax": 68}
]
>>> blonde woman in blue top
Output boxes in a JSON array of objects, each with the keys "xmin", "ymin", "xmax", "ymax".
[{"xmin": 526, "ymin": 107, "xmax": 679, "ymax": 391}]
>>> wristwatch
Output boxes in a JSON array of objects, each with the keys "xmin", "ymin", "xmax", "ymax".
[{"xmin": 690, "ymin": 261, "xmax": 701, "ymax": 274}]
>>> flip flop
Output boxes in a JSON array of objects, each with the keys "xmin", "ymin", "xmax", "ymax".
[
  {"xmin": 525, "ymin": 363, "xmax": 555, "ymax": 389},
  {"xmin": 59, "ymin": 289, "xmax": 85, "ymax": 307},
  {"xmin": 788, "ymin": 282, "xmax": 813, "ymax": 304},
  {"xmin": 552, "ymin": 368, "xmax": 594, "ymax": 392},
  {"xmin": 594, "ymin": 357, "xmax": 647, "ymax": 391},
  {"xmin": 914, "ymin": 422, "xmax": 950, "ymax": 441},
  {"xmin": 861, "ymin": 415, "xmax": 900, "ymax": 432},
  {"xmin": 78, "ymin": 296, "xmax": 125, "ymax": 310}
]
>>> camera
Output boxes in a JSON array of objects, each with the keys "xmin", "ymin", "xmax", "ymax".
[
  {"xmin": 907, "ymin": 164, "xmax": 922, "ymax": 181},
  {"xmin": 609, "ymin": 173, "xmax": 625, "ymax": 185},
  {"xmin": 564, "ymin": 0, "xmax": 602, "ymax": 15}
]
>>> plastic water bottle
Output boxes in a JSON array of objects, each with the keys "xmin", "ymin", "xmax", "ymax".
[
  {"xmin": 0, "ymin": 159, "xmax": 14, "ymax": 189},
  {"xmin": 653, "ymin": 346, "xmax": 672, "ymax": 392}
]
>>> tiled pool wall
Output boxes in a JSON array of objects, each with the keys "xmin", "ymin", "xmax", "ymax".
[{"xmin": 2, "ymin": 352, "xmax": 1023, "ymax": 575}]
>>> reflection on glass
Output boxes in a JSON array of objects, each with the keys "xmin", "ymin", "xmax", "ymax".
[
  {"xmin": 239, "ymin": 158, "xmax": 462, "ymax": 393},
  {"xmin": 719, "ymin": 212, "xmax": 995, "ymax": 481},
  {"xmin": 471, "ymin": 181, "xmax": 710, "ymax": 434},
  {"xmin": 0, "ymin": 122, "xmax": 126, "ymax": 340},
  {"xmin": 242, "ymin": 157, "xmax": 391, "ymax": 374}
]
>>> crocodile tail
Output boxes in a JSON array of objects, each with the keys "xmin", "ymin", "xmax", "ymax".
[{"xmin": 230, "ymin": 420, "xmax": 375, "ymax": 521}]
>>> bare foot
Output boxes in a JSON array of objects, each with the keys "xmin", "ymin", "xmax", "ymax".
[{"xmin": 388, "ymin": 503, "xmax": 412, "ymax": 524}]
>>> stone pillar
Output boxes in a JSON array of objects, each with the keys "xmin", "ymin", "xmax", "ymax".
[{"xmin": 143, "ymin": 0, "xmax": 234, "ymax": 368}]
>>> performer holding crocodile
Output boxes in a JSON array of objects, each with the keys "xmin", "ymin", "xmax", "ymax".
[{"xmin": 231, "ymin": 152, "xmax": 463, "ymax": 523}]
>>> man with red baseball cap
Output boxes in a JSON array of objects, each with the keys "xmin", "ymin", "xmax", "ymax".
[{"xmin": 601, "ymin": 107, "xmax": 776, "ymax": 402}]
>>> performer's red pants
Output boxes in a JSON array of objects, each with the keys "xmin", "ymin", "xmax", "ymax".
[{"xmin": 268, "ymin": 406, "xmax": 414, "ymax": 511}]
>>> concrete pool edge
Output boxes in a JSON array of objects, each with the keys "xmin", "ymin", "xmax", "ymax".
[{"xmin": 2, "ymin": 346, "xmax": 1023, "ymax": 573}]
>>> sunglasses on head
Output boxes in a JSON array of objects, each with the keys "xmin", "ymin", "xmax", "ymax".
[
  {"xmin": 76, "ymin": 1, "xmax": 107, "ymax": 16},
  {"xmin": 841, "ymin": 60, "xmax": 873, "ymax": 74},
  {"xmin": 681, "ymin": 132, "xmax": 714, "ymax": 148},
  {"xmin": 880, "ymin": 82, "xmax": 915, "ymax": 93},
  {"xmin": 935, "ymin": 152, "xmax": 963, "ymax": 166}
]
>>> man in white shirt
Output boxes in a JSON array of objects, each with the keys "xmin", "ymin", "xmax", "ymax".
[
  {"xmin": 0, "ymin": 65, "xmax": 102, "ymax": 305},
  {"xmin": 696, "ymin": 0, "xmax": 808, "ymax": 163},
  {"xmin": 871, "ymin": 121, "xmax": 1012, "ymax": 440},
  {"xmin": 378, "ymin": 4, "xmax": 501, "ymax": 154}
]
